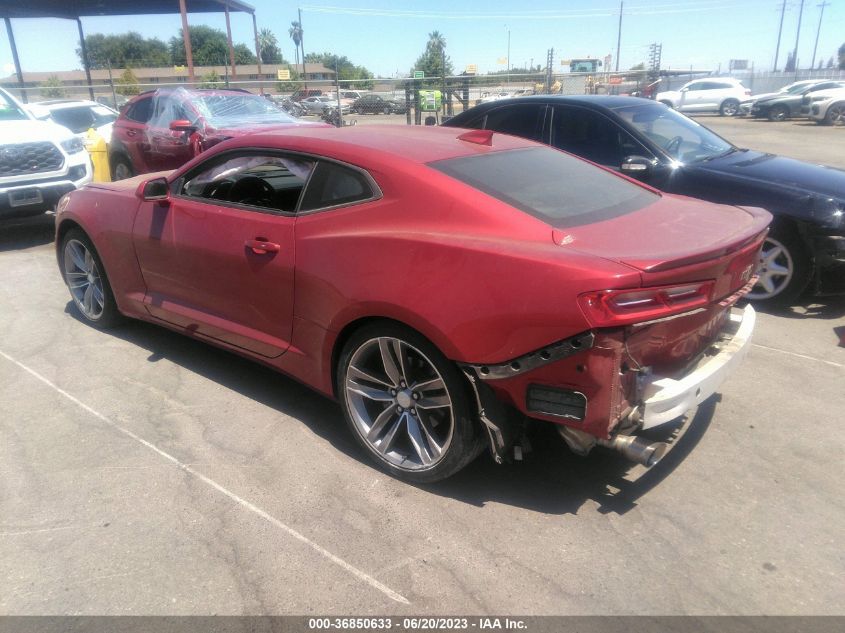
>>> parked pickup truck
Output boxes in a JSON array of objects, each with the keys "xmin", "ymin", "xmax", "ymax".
[{"xmin": 1, "ymin": 87, "xmax": 92, "ymax": 220}]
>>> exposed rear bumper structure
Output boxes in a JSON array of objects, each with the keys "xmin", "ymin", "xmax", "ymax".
[{"xmin": 639, "ymin": 304, "xmax": 756, "ymax": 429}]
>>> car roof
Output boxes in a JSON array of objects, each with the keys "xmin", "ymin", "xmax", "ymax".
[
  {"xmin": 39, "ymin": 99, "xmax": 102, "ymax": 108},
  {"xmin": 467, "ymin": 94, "xmax": 657, "ymax": 111},
  {"xmin": 222, "ymin": 124, "xmax": 540, "ymax": 166}
]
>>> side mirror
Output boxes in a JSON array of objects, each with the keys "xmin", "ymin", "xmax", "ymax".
[
  {"xmin": 169, "ymin": 119, "xmax": 196, "ymax": 132},
  {"xmin": 680, "ymin": 87, "xmax": 689, "ymax": 93},
  {"xmin": 621, "ymin": 156, "xmax": 656, "ymax": 179},
  {"xmin": 138, "ymin": 177, "xmax": 170, "ymax": 204}
]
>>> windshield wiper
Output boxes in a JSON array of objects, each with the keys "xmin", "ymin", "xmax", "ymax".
[{"xmin": 698, "ymin": 147, "xmax": 741, "ymax": 163}]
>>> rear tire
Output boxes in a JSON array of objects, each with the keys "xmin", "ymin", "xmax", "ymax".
[
  {"xmin": 337, "ymin": 322, "xmax": 484, "ymax": 483},
  {"xmin": 720, "ymin": 99, "xmax": 740, "ymax": 116},
  {"xmin": 746, "ymin": 226, "xmax": 812, "ymax": 306},
  {"xmin": 110, "ymin": 155, "xmax": 134, "ymax": 181}
]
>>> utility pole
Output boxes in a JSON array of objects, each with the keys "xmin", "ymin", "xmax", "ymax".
[
  {"xmin": 299, "ymin": 8, "xmax": 308, "ymax": 92},
  {"xmin": 545, "ymin": 48, "xmax": 554, "ymax": 94},
  {"xmin": 615, "ymin": 1, "xmax": 623, "ymax": 72},
  {"xmin": 506, "ymin": 27, "xmax": 511, "ymax": 85},
  {"xmin": 773, "ymin": 0, "xmax": 787, "ymax": 71},
  {"xmin": 810, "ymin": 1, "xmax": 830, "ymax": 70},
  {"xmin": 792, "ymin": 0, "xmax": 805, "ymax": 78}
]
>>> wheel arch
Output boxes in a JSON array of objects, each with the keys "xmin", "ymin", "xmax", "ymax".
[{"xmin": 328, "ymin": 315, "xmax": 457, "ymax": 399}]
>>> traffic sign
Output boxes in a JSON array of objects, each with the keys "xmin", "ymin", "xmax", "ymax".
[{"xmin": 413, "ymin": 70, "xmax": 425, "ymax": 79}]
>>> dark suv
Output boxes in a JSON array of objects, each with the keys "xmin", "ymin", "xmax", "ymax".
[
  {"xmin": 351, "ymin": 95, "xmax": 406, "ymax": 115},
  {"xmin": 109, "ymin": 88, "xmax": 320, "ymax": 179}
]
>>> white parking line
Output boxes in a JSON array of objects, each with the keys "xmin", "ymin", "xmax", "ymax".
[
  {"xmin": 752, "ymin": 343, "xmax": 844, "ymax": 368},
  {"xmin": 0, "ymin": 348, "xmax": 410, "ymax": 606}
]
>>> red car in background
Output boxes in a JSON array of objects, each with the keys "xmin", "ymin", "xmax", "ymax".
[
  {"xmin": 57, "ymin": 126, "xmax": 769, "ymax": 483},
  {"xmin": 108, "ymin": 88, "xmax": 322, "ymax": 180}
]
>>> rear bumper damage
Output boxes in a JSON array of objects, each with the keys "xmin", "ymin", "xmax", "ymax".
[
  {"xmin": 461, "ymin": 304, "xmax": 756, "ymax": 467},
  {"xmin": 639, "ymin": 303, "xmax": 755, "ymax": 428}
]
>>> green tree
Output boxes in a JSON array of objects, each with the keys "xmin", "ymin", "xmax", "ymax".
[
  {"xmin": 258, "ymin": 28, "xmax": 285, "ymax": 64},
  {"xmin": 115, "ymin": 68, "xmax": 140, "ymax": 96},
  {"xmin": 784, "ymin": 51, "xmax": 796, "ymax": 72},
  {"xmin": 169, "ymin": 26, "xmax": 257, "ymax": 66},
  {"xmin": 40, "ymin": 75, "xmax": 66, "ymax": 98},
  {"xmin": 79, "ymin": 32, "xmax": 169, "ymax": 69},
  {"xmin": 305, "ymin": 52, "xmax": 374, "ymax": 89},
  {"xmin": 839, "ymin": 43, "xmax": 845, "ymax": 70},
  {"xmin": 412, "ymin": 31, "xmax": 453, "ymax": 84},
  {"xmin": 199, "ymin": 69, "xmax": 222, "ymax": 89}
]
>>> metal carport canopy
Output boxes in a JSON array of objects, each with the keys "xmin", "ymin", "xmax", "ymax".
[{"xmin": 1, "ymin": 0, "xmax": 259, "ymax": 100}]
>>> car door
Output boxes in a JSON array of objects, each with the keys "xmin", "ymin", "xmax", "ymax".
[
  {"xmin": 678, "ymin": 82, "xmax": 708, "ymax": 111},
  {"xmin": 132, "ymin": 150, "xmax": 315, "ymax": 358},
  {"xmin": 146, "ymin": 94, "xmax": 197, "ymax": 171},
  {"xmin": 549, "ymin": 105, "xmax": 655, "ymax": 171},
  {"xmin": 113, "ymin": 95, "xmax": 154, "ymax": 172}
]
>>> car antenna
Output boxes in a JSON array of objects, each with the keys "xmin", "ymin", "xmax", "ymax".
[{"xmin": 456, "ymin": 130, "xmax": 494, "ymax": 146}]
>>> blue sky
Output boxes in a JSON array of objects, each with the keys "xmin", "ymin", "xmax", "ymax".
[{"xmin": 2, "ymin": 0, "xmax": 844, "ymax": 76}]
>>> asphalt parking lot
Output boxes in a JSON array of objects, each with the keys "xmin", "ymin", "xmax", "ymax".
[{"xmin": 1, "ymin": 119, "xmax": 844, "ymax": 616}]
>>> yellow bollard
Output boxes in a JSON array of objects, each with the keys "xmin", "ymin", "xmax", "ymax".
[{"xmin": 84, "ymin": 128, "xmax": 111, "ymax": 182}]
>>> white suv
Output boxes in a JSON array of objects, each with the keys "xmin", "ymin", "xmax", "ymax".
[
  {"xmin": 656, "ymin": 78, "xmax": 750, "ymax": 116},
  {"xmin": 0, "ymin": 88, "xmax": 92, "ymax": 220},
  {"xmin": 804, "ymin": 87, "xmax": 845, "ymax": 125}
]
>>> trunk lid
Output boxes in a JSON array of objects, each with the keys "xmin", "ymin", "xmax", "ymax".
[{"xmin": 556, "ymin": 194, "xmax": 770, "ymax": 300}]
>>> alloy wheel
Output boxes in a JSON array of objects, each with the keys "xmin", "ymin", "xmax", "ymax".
[
  {"xmin": 747, "ymin": 237, "xmax": 794, "ymax": 300},
  {"xmin": 828, "ymin": 104, "xmax": 845, "ymax": 125},
  {"xmin": 344, "ymin": 337, "xmax": 455, "ymax": 471},
  {"xmin": 63, "ymin": 239, "xmax": 106, "ymax": 320}
]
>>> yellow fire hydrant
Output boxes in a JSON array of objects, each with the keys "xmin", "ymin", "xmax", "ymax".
[{"xmin": 84, "ymin": 128, "xmax": 111, "ymax": 182}]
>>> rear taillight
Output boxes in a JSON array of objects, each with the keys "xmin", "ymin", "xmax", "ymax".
[{"xmin": 578, "ymin": 281, "xmax": 715, "ymax": 327}]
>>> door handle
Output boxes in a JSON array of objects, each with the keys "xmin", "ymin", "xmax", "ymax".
[{"xmin": 245, "ymin": 239, "xmax": 280, "ymax": 255}]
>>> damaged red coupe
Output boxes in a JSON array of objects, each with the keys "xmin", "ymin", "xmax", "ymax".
[{"xmin": 55, "ymin": 126, "xmax": 770, "ymax": 482}]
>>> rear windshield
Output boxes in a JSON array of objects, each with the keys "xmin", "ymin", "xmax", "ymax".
[{"xmin": 430, "ymin": 147, "xmax": 658, "ymax": 228}]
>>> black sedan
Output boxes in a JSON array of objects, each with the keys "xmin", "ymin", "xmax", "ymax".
[
  {"xmin": 351, "ymin": 94, "xmax": 407, "ymax": 114},
  {"xmin": 444, "ymin": 95, "xmax": 845, "ymax": 305},
  {"xmin": 751, "ymin": 81, "xmax": 845, "ymax": 121}
]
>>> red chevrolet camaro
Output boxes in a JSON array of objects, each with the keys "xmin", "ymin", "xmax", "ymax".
[{"xmin": 55, "ymin": 125, "xmax": 770, "ymax": 482}]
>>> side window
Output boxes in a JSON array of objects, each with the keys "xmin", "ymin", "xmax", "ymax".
[
  {"xmin": 125, "ymin": 97, "xmax": 153, "ymax": 123},
  {"xmin": 551, "ymin": 106, "xmax": 651, "ymax": 167},
  {"xmin": 684, "ymin": 83, "xmax": 703, "ymax": 92},
  {"xmin": 482, "ymin": 104, "xmax": 545, "ymax": 141},
  {"xmin": 300, "ymin": 161, "xmax": 377, "ymax": 212},
  {"xmin": 180, "ymin": 153, "xmax": 316, "ymax": 213}
]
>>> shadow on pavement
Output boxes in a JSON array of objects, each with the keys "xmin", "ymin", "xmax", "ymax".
[
  {"xmin": 0, "ymin": 213, "xmax": 55, "ymax": 252},
  {"xmin": 750, "ymin": 295, "xmax": 845, "ymax": 321},
  {"xmin": 65, "ymin": 303, "xmax": 713, "ymax": 517}
]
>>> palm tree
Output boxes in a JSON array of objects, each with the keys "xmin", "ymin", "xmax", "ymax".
[
  {"xmin": 257, "ymin": 28, "xmax": 277, "ymax": 65},
  {"xmin": 289, "ymin": 21, "xmax": 302, "ymax": 67}
]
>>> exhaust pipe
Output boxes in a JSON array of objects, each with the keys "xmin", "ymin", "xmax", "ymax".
[{"xmin": 597, "ymin": 435, "xmax": 668, "ymax": 467}]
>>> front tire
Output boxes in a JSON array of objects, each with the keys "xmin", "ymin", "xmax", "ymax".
[
  {"xmin": 746, "ymin": 227, "xmax": 812, "ymax": 306},
  {"xmin": 337, "ymin": 322, "xmax": 483, "ymax": 483},
  {"xmin": 720, "ymin": 99, "xmax": 740, "ymax": 116},
  {"xmin": 825, "ymin": 102, "xmax": 845, "ymax": 125},
  {"xmin": 767, "ymin": 104, "xmax": 789, "ymax": 121},
  {"xmin": 60, "ymin": 229, "xmax": 123, "ymax": 329}
]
